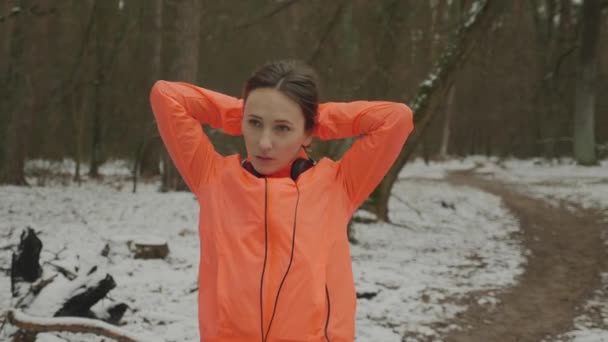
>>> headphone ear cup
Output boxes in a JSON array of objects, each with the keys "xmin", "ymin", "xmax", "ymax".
[{"xmin": 290, "ymin": 158, "xmax": 315, "ymax": 181}]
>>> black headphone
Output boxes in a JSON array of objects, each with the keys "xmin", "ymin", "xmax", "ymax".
[{"xmin": 241, "ymin": 158, "xmax": 315, "ymax": 181}]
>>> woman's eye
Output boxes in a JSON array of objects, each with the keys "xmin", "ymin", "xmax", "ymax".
[
  {"xmin": 248, "ymin": 119, "xmax": 261, "ymax": 128},
  {"xmin": 276, "ymin": 125, "xmax": 291, "ymax": 132}
]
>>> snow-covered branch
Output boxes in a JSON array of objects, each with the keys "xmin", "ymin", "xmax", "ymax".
[{"xmin": 5, "ymin": 309, "xmax": 163, "ymax": 342}]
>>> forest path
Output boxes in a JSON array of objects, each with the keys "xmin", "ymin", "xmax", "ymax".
[{"xmin": 441, "ymin": 170, "xmax": 607, "ymax": 342}]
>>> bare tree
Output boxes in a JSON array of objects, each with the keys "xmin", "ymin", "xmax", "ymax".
[
  {"xmin": 0, "ymin": 1, "xmax": 40, "ymax": 185},
  {"xmin": 88, "ymin": 0, "xmax": 107, "ymax": 178},
  {"xmin": 439, "ymin": 83, "xmax": 456, "ymax": 158},
  {"xmin": 137, "ymin": 0, "xmax": 163, "ymax": 178},
  {"xmin": 573, "ymin": 0, "xmax": 601, "ymax": 165},
  {"xmin": 367, "ymin": 0, "xmax": 506, "ymax": 222},
  {"xmin": 159, "ymin": 0, "xmax": 202, "ymax": 191},
  {"xmin": 87, "ymin": 0, "xmax": 138, "ymax": 178},
  {"xmin": 1, "ymin": 0, "xmax": 607, "ymax": 187},
  {"xmin": 68, "ymin": 2, "xmax": 97, "ymax": 183},
  {"xmin": 368, "ymin": 0, "xmax": 402, "ymax": 100},
  {"xmin": 439, "ymin": 0, "xmax": 466, "ymax": 159},
  {"xmin": 529, "ymin": 0, "xmax": 577, "ymax": 157}
]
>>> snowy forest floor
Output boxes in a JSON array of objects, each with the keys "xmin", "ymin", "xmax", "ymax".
[{"xmin": 1, "ymin": 157, "xmax": 607, "ymax": 342}]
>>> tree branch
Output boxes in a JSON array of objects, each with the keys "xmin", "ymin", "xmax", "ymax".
[
  {"xmin": 308, "ymin": 1, "xmax": 346, "ymax": 64},
  {"xmin": 6, "ymin": 309, "xmax": 162, "ymax": 342},
  {"xmin": 12, "ymin": 273, "xmax": 58, "ymax": 310},
  {"xmin": 235, "ymin": 0, "xmax": 301, "ymax": 30},
  {"xmin": 0, "ymin": 6, "xmax": 20, "ymax": 22},
  {"xmin": 0, "ymin": 4, "xmax": 57, "ymax": 23},
  {"xmin": 0, "ymin": 243, "xmax": 16, "ymax": 251},
  {"xmin": 553, "ymin": 44, "xmax": 579, "ymax": 80}
]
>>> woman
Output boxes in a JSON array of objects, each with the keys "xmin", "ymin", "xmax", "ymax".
[{"xmin": 150, "ymin": 60, "xmax": 413, "ymax": 342}]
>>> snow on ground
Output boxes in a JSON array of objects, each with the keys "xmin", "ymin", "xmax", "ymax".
[
  {"xmin": 477, "ymin": 158, "xmax": 608, "ymax": 342},
  {"xmin": 1, "ymin": 157, "xmax": 606, "ymax": 341},
  {"xmin": 402, "ymin": 156, "xmax": 608, "ymax": 341},
  {"xmin": 352, "ymin": 179, "xmax": 523, "ymax": 341},
  {"xmin": 401, "ymin": 156, "xmax": 608, "ymax": 216},
  {"xmin": 478, "ymin": 157, "xmax": 608, "ymax": 211}
]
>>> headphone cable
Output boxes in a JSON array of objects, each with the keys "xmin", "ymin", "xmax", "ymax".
[{"xmin": 263, "ymin": 183, "xmax": 300, "ymax": 341}]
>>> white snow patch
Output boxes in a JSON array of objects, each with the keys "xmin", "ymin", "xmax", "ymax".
[{"xmin": 5, "ymin": 156, "xmax": 606, "ymax": 340}]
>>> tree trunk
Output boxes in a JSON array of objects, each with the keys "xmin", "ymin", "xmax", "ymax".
[
  {"xmin": 139, "ymin": 0, "xmax": 163, "ymax": 177},
  {"xmin": 573, "ymin": 0, "xmax": 600, "ymax": 165},
  {"xmin": 530, "ymin": 0, "xmax": 575, "ymax": 158},
  {"xmin": 1, "ymin": 114, "xmax": 29, "ymax": 185},
  {"xmin": 372, "ymin": 0, "xmax": 505, "ymax": 222},
  {"xmin": 74, "ymin": 94, "xmax": 87, "ymax": 183},
  {"xmin": 87, "ymin": 0, "xmax": 129, "ymax": 178},
  {"xmin": 160, "ymin": 0, "xmax": 201, "ymax": 191},
  {"xmin": 89, "ymin": 5, "xmax": 105, "ymax": 179},
  {"xmin": 438, "ymin": 1, "xmax": 464, "ymax": 159},
  {"xmin": 160, "ymin": 150, "xmax": 188, "ymax": 192},
  {"xmin": 0, "ymin": 1, "xmax": 12, "ymax": 77},
  {"xmin": 89, "ymin": 79, "xmax": 102, "ymax": 178},
  {"xmin": 0, "ymin": 2, "xmax": 13, "ymax": 142},
  {"xmin": 439, "ymin": 84, "xmax": 456, "ymax": 158},
  {"xmin": 0, "ymin": 0, "xmax": 35, "ymax": 185},
  {"xmin": 369, "ymin": 0, "xmax": 401, "ymax": 100},
  {"xmin": 139, "ymin": 140, "xmax": 162, "ymax": 177},
  {"xmin": 73, "ymin": 62, "xmax": 93, "ymax": 184}
]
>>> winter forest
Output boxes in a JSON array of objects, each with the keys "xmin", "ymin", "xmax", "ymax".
[{"xmin": 1, "ymin": 0, "xmax": 607, "ymax": 341}]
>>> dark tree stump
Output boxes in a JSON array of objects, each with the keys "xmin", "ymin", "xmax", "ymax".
[
  {"xmin": 103, "ymin": 303, "xmax": 129, "ymax": 324},
  {"xmin": 11, "ymin": 228, "xmax": 42, "ymax": 296},
  {"xmin": 130, "ymin": 239, "xmax": 169, "ymax": 259},
  {"xmin": 357, "ymin": 291, "xmax": 379, "ymax": 300},
  {"xmin": 54, "ymin": 273, "xmax": 117, "ymax": 318}
]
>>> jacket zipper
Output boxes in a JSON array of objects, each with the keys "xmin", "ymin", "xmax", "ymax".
[
  {"xmin": 260, "ymin": 179, "xmax": 269, "ymax": 342},
  {"xmin": 264, "ymin": 183, "xmax": 300, "ymax": 340},
  {"xmin": 325, "ymin": 284, "xmax": 331, "ymax": 341}
]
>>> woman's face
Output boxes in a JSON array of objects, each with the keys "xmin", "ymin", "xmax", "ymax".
[{"xmin": 242, "ymin": 88, "xmax": 312, "ymax": 175}]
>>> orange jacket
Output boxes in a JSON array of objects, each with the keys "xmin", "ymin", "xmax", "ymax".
[{"xmin": 150, "ymin": 81, "xmax": 413, "ymax": 342}]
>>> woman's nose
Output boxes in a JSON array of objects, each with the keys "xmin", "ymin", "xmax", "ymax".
[{"xmin": 258, "ymin": 131, "xmax": 272, "ymax": 151}]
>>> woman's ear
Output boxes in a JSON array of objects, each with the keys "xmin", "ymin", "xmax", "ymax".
[
  {"xmin": 303, "ymin": 133, "xmax": 313, "ymax": 149},
  {"xmin": 302, "ymin": 143, "xmax": 312, "ymax": 154}
]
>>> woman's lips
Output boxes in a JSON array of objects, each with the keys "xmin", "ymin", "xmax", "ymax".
[{"xmin": 256, "ymin": 156, "xmax": 274, "ymax": 162}]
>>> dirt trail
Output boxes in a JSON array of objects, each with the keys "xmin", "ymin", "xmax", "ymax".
[{"xmin": 443, "ymin": 170, "xmax": 607, "ymax": 342}]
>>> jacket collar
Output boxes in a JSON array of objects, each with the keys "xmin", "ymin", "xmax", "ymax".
[{"xmin": 246, "ymin": 148, "xmax": 309, "ymax": 178}]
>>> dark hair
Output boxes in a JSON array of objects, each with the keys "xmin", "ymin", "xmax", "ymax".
[{"xmin": 244, "ymin": 60, "xmax": 319, "ymax": 132}]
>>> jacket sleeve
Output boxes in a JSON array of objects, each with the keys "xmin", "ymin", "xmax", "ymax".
[
  {"xmin": 149, "ymin": 80, "xmax": 243, "ymax": 191},
  {"xmin": 315, "ymin": 101, "xmax": 414, "ymax": 212}
]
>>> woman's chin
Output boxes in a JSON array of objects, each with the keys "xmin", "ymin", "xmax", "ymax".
[{"xmin": 250, "ymin": 162, "xmax": 277, "ymax": 176}]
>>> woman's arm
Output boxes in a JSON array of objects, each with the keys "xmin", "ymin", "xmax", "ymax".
[
  {"xmin": 149, "ymin": 81, "xmax": 242, "ymax": 192},
  {"xmin": 315, "ymin": 101, "xmax": 413, "ymax": 212}
]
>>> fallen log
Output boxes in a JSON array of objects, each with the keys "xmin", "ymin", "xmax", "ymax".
[
  {"xmin": 24, "ymin": 268, "xmax": 128, "ymax": 325},
  {"xmin": 6, "ymin": 309, "xmax": 163, "ymax": 342},
  {"xmin": 7, "ymin": 228, "xmax": 131, "ymax": 340},
  {"xmin": 97, "ymin": 303, "xmax": 129, "ymax": 325},
  {"xmin": 54, "ymin": 273, "xmax": 116, "ymax": 318}
]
